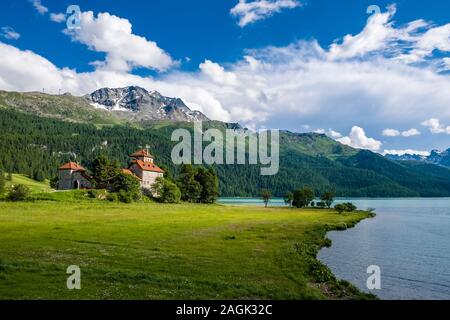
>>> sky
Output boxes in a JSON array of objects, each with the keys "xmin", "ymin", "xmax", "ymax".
[{"xmin": 1, "ymin": 0, "xmax": 450, "ymax": 155}]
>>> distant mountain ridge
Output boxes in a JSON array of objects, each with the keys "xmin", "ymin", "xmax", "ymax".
[
  {"xmin": 84, "ymin": 86, "xmax": 210, "ymax": 122},
  {"xmin": 0, "ymin": 87, "xmax": 209, "ymax": 124},
  {"xmin": 385, "ymin": 149, "xmax": 450, "ymax": 168},
  {"xmin": 3, "ymin": 89, "xmax": 450, "ymax": 197}
]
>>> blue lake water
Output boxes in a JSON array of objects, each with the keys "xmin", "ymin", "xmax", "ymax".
[{"xmin": 218, "ymin": 198, "xmax": 450, "ymax": 300}]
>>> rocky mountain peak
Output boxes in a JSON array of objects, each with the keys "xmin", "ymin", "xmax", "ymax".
[{"xmin": 84, "ymin": 86, "xmax": 210, "ymax": 122}]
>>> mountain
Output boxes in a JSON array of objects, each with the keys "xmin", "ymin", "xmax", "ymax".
[
  {"xmin": 0, "ymin": 90, "xmax": 120, "ymax": 124},
  {"xmin": 384, "ymin": 153, "xmax": 427, "ymax": 162},
  {"xmin": 2, "ymin": 89, "xmax": 450, "ymax": 197},
  {"xmin": 84, "ymin": 86, "xmax": 209, "ymax": 122},
  {"xmin": 386, "ymin": 149, "xmax": 450, "ymax": 168},
  {"xmin": 0, "ymin": 86, "xmax": 209, "ymax": 124},
  {"xmin": 427, "ymin": 149, "xmax": 450, "ymax": 167}
]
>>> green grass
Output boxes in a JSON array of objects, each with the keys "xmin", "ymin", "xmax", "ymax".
[
  {"xmin": 0, "ymin": 198, "xmax": 375, "ymax": 300},
  {"xmin": 6, "ymin": 174, "xmax": 51, "ymax": 193}
]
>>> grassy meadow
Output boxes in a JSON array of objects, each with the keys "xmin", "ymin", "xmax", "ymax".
[
  {"xmin": 6, "ymin": 174, "xmax": 51, "ymax": 193},
  {"xmin": 0, "ymin": 191, "xmax": 375, "ymax": 300}
]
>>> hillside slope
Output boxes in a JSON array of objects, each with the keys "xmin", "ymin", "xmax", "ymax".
[{"xmin": 2, "ymin": 107, "xmax": 450, "ymax": 197}]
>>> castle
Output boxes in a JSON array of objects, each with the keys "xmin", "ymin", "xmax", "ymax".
[{"xmin": 58, "ymin": 149, "xmax": 164, "ymax": 191}]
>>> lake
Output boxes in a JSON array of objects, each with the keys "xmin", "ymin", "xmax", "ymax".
[{"xmin": 218, "ymin": 197, "xmax": 450, "ymax": 300}]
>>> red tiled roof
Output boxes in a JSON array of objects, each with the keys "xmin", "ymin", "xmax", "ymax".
[
  {"xmin": 130, "ymin": 149, "xmax": 154, "ymax": 158},
  {"xmin": 58, "ymin": 162, "xmax": 86, "ymax": 171},
  {"xmin": 132, "ymin": 160, "xmax": 165, "ymax": 173},
  {"xmin": 122, "ymin": 168, "xmax": 142, "ymax": 181}
]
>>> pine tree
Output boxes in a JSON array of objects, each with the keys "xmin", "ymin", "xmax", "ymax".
[
  {"xmin": 91, "ymin": 155, "xmax": 119, "ymax": 189},
  {"xmin": 195, "ymin": 167, "xmax": 219, "ymax": 204},
  {"xmin": 178, "ymin": 164, "xmax": 201, "ymax": 202}
]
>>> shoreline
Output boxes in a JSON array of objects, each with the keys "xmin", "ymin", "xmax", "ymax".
[{"xmin": 309, "ymin": 210, "xmax": 378, "ymax": 300}]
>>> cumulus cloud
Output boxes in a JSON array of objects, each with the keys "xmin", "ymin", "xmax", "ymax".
[
  {"xmin": 422, "ymin": 118, "xmax": 450, "ymax": 134},
  {"xmin": 401, "ymin": 128, "xmax": 421, "ymax": 137},
  {"xmin": 338, "ymin": 126, "xmax": 382, "ymax": 151},
  {"xmin": 30, "ymin": 0, "xmax": 48, "ymax": 15},
  {"xmin": 383, "ymin": 149, "xmax": 430, "ymax": 156},
  {"xmin": 1, "ymin": 27, "xmax": 20, "ymax": 40},
  {"xmin": 315, "ymin": 128, "xmax": 342, "ymax": 139},
  {"xmin": 64, "ymin": 11, "xmax": 174, "ymax": 72},
  {"xmin": 0, "ymin": 42, "xmax": 68, "ymax": 92},
  {"xmin": 230, "ymin": 0, "xmax": 302, "ymax": 27},
  {"xmin": 382, "ymin": 128, "xmax": 421, "ymax": 137},
  {"xmin": 50, "ymin": 13, "xmax": 66, "ymax": 23},
  {"xmin": 199, "ymin": 60, "xmax": 240, "ymax": 86},
  {"xmin": 382, "ymin": 128, "xmax": 400, "ymax": 137}
]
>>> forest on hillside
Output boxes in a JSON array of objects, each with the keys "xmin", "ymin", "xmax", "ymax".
[{"xmin": 2, "ymin": 108, "xmax": 450, "ymax": 197}]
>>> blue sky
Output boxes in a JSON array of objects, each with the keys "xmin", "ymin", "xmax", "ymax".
[{"xmin": 1, "ymin": 0, "xmax": 450, "ymax": 154}]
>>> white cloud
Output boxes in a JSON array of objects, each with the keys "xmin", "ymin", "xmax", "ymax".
[
  {"xmin": 0, "ymin": 42, "xmax": 67, "ymax": 92},
  {"xmin": 328, "ymin": 129, "xmax": 343, "ymax": 139},
  {"xmin": 1, "ymin": 27, "xmax": 20, "ymax": 40},
  {"xmin": 199, "ymin": 60, "xmax": 240, "ymax": 86},
  {"xmin": 397, "ymin": 24, "xmax": 450, "ymax": 63},
  {"xmin": 383, "ymin": 149, "xmax": 430, "ymax": 157},
  {"xmin": 30, "ymin": 0, "xmax": 48, "ymax": 15},
  {"xmin": 382, "ymin": 128, "xmax": 421, "ymax": 137},
  {"xmin": 338, "ymin": 126, "xmax": 382, "ymax": 151},
  {"xmin": 329, "ymin": 5, "xmax": 399, "ymax": 60},
  {"xmin": 50, "ymin": 13, "xmax": 66, "ymax": 23},
  {"xmin": 402, "ymin": 128, "xmax": 421, "ymax": 137},
  {"xmin": 230, "ymin": 0, "xmax": 301, "ymax": 27},
  {"xmin": 382, "ymin": 128, "xmax": 400, "ymax": 137},
  {"xmin": 315, "ymin": 128, "xmax": 342, "ymax": 139},
  {"xmin": 422, "ymin": 118, "xmax": 450, "ymax": 134},
  {"xmin": 442, "ymin": 58, "xmax": 450, "ymax": 71},
  {"xmin": 64, "ymin": 11, "xmax": 174, "ymax": 72},
  {"xmin": 328, "ymin": 4, "xmax": 450, "ymax": 66}
]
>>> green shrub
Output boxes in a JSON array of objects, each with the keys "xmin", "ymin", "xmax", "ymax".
[
  {"xmin": 87, "ymin": 190, "xmax": 97, "ymax": 199},
  {"xmin": 321, "ymin": 191, "xmax": 335, "ymax": 208},
  {"xmin": 309, "ymin": 260, "xmax": 335, "ymax": 283},
  {"xmin": 334, "ymin": 203, "xmax": 347, "ymax": 214},
  {"xmin": 292, "ymin": 187, "xmax": 315, "ymax": 208},
  {"xmin": 343, "ymin": 202, "xmax": 357, "ymax": 212},
  {"xmin": 8, "ymin": 184, "xmax": 31, "ymax": 202},
  {"xmin": 111, "ymin": 172, "xmax": 141, "ymax": 200},
  {"xmin": 335, "ymin": 202, "xmax": 358, "ymax": 214},
  {"xmin": 49, "ymin": 176, "xmax": 58, "ymax": 189},
  {"xmin": 335, "ymin": 222, "xmax": 348, "ymax": 230},
  {"xmin": 87, "ymin": 189, "xmax": 108, "ymax": 200},
  {"xmin": 106, "ymin": 193, "xmax": 118, "ymax": 202},
  {"xmin": 117, "ymin": 190, "xmax": 133, "ymax": 203},
  {"xmin": 284, "ymin": 192, "xmax": 293, "ymax": 206},
  {"xmin": 316, "ymin": 201, "xmax": 326, "ymax": 208},
  {"xmin": 323, "ymin": 238, "xmax": 332, "ymax": 248},
  {"xmin": 152, "ymin": 177, "xmax": 181, "ymax": 204}
]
